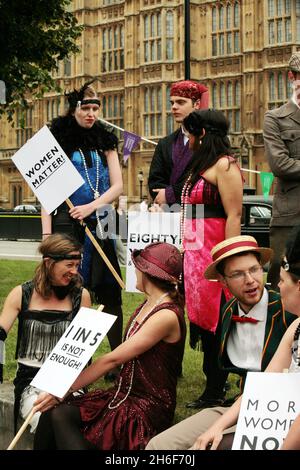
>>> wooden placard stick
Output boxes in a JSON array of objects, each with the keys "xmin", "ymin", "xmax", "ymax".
[
  {"xmin": 65, "ymin": 198, "xmax": 125, "ymax": 289},
  {"xmin": 7, "ymin": 407, "xmax": 37, "ymax": 450}
]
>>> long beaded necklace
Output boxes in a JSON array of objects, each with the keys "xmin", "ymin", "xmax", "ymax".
[
  {"xmin": 78, "ymin": 148, "xmax": 105, "ymax": 238},
  {"xmin": 107, "ymin": 291, "xmax": 170, "ymax": 410},
  {"xmin": 180, "ymin": 174, "xmax": 192, "ymax": 247},
  {"xmin": 78, "ymin": 148, "xmax": 100, "ymax": 199}
]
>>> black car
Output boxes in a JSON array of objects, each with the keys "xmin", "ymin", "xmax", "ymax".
[{"xmin": 241, "ymin": 195, "xmax": 273, "ymax": 247}]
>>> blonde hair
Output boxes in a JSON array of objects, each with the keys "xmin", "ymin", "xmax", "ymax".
[{"xmin": 33, "ymin": 233, "xmax": 83, "ymax": 298}]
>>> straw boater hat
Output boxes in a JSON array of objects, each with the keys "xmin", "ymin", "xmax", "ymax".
[
  {"xmin": 131, "ymin": 242, "xmax": 182, "ymax": 283},
  {"xmin": 204, "ymin": 235, "xmax": 273, "ymax": 281}
]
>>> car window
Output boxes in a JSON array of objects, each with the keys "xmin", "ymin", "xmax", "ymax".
[
  {"xmin": 249, "ymin": 205, "xmax": 272, "ymax": 226},
  {"xmin": 14, "ymin": 205, "xmax": 38, "ymax": 213}
]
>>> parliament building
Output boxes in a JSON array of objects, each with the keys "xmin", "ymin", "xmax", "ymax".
[{"xmin": 0, "ymin": 0, "xmax": 299, "ymax": 208}]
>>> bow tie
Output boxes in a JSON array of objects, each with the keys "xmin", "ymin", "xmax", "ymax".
[{"xmin": 231, "ymin": 315, "xmax": 259, "ymax": 324}]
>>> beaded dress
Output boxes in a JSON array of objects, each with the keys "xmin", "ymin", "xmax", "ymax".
[
  {"xmin": 13, "ymin": 280, "xmax": 83, "ymax": 430},
  {"xmin": 182, "ymin": 174, "xmax": 232, "ymax": 333},
  {"xmin": 70, "ymin": 301, "xmax": 186, "ymax": 450}
]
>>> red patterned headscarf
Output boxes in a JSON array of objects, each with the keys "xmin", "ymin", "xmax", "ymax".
[{"xmin": 170, "ymin": 80, "xmax": 208, "ymax": 102}]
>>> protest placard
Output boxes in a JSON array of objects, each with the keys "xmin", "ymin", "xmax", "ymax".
[
  {"xmin": 232, "ymin": 372, "xmax": 300, "ymax": 450},
  {"xmin": 126, "ymin": 211, "xmax": 181, "ymax": 292},
  {"xmin": 12, "ymin": 125, "xmax": 84, "ymax": 214},
  {"xmin": 30, "ymin": 307, "xmax": 116, "ymax": 398}
]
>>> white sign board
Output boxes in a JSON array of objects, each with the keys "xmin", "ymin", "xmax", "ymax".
[
  {"xmin": 12, "ymin": 125, "xmax": 84, "ymax": 214},
  {"xmin": 232, "ymin": 372, "xmax": 300, "ymax": 450},
  {"xmin": 126, "ymin": 211, "xmax": 181, "ymax": 292},
  {"xmin": 31, "ymin": 307, "xmax": 116, "ymax": 398}
]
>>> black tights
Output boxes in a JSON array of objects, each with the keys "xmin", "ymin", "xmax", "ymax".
[{"xmin": 34, "ymin": 404, "xmax": 96, "ymax": 450}]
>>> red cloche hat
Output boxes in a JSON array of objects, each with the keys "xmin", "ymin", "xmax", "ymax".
[{"xmin": 131, "ymin": 242, "xmax": 182, "ymax": 283}]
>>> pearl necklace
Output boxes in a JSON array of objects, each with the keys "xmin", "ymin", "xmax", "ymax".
[
  {"xmin": 180, "ymin": 174, "xmax": 192, "ymax": 247},
  {"xmin": 78, "ymin": 148, "xmax": 100, "ymax": 199},
  {"xmin": 107, "ymin": 291, "xmax": 170, "ymax": 410}
]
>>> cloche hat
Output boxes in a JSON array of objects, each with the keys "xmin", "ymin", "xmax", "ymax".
[{"xmin": 131, "ymin": 242, "xmax": 182, "ymax": 283}]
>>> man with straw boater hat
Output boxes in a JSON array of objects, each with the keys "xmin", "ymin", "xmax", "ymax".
[{"xmin": 146, "ymin": 235, "xmax": 296, "ymax": 450}]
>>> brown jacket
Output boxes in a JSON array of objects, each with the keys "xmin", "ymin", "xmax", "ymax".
[{"xmin": 263, "ymin": 100, "xmax": 300, "ymax": 226}]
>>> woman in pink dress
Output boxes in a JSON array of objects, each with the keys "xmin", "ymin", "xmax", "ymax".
[
  {"xmin": 33, "ymin": 242, "xmax": 186, "ymax": 450},
  {"xmin": 181, "ymin": 109, "xmax": 243, "ymax": 409}
]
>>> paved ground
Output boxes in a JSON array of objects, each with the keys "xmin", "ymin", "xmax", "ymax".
[{"xmin": 0, "ymin": 240, "xmax": 41, "ymax": 261}]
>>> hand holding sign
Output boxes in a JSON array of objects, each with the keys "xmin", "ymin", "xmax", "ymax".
[
  {"xmin": 7, "ymin": 305, "xmax": 116, "ymax": 450},
  {"xmin": 233, "ymin": 372, "xmax": 300, "ymax": 450},
  {"xmin": 30, "ymin": 306, "xmax": 116, "ymax": 398},
  {"xmin": 11, "ymin": 125, "xmax": 124, "ymax": 289},
  {"xmin": 12, "ymin": 126, "xmax": 84, "ymax": 215}
]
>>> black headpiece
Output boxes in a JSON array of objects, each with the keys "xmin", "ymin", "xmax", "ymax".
[
  {"xmin": 184, "ymin": 110, "xmax": 227, "ymax": 138},
  {"xmin": 43, "ymin": 253, "xmax": 82, "ymax": 261},
  {"xmin": 281, "ymin": 225, "xmax": 300, "ymax": 278},
  {"xmin": 65, "ymin": 79, "xmax": 100, "ymax": 111}
]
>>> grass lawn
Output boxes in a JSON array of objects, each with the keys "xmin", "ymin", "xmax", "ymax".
[{"xmin": 0, "ymin": 259, "xmax": 240, "ymax": 424}]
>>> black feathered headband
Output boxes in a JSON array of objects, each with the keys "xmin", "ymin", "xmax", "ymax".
[{"xmin": 65, "ymin": 80, "xmax": 100, "ymax": 111}]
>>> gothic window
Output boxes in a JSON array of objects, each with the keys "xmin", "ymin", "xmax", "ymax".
[
  {"xmin": 212, "ymin": 80, "xmax": 241, "ymax": 133},
  {"xmin": 166, "ymin": 11, "xmax": 174, "ymax": 60},
  {"xmin": 166, "ymin": 85, "xmax": 174, "ymax": 134},
  {"xmin": 234, "ymin": 2, "xmax": 240, "ymax": 27},
  {"xmin": 212, "ymin": 7, "xmax": 217, "ymax": 31},
  {"xmin": 212, "ymin": 83, "xmax": 218, "ymax": 108},
  {"xmin": 63, "ymin": 57, "xmax": 71, "ymax": 76},
  {"xmin": 16, "ymin": 107, "xmax": 33, "ymax": 148},
  {"xmin": 267, "ymin": 0, "xmax": 293, "ymax": 45},
  {"xmin": 227, "ymin": 82, "xmax": 233, "ymax": 107},
  {"xmin": 143, "ymin": 86, "xmax": 163, "ymax": 137},
  {"xmin": 143, "ymin": 12, "xmax": 162, "ymax": 63},
  {"xmin": 102, "ymin": 93, "xmax": 123, "ymax": 139},
  {"xmin": 277, "ymin": 72, "xmax": 283, "ymax": 100},
  {"xmin": 268, "ymin": 71, "xmax": 288, "ymax": 109},
  {"xmin": 101, "ymin": 24, "xmax": 124, "ymax": 73},
  {"xmin": 220, "ymin": 82, "xmax": 225, "ymax": 107},
  {"xmin": 235, "ymin": 81, "xmax": 241, "ymax": 106},
  {"xmin": 211, "ymin": 2, "xmax": 240, "ymax": 56}
]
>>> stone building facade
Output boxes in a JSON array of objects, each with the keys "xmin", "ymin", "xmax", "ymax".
[{"xmin": 0, "ymin": 0, "xmax": 299, "ymax": 209}]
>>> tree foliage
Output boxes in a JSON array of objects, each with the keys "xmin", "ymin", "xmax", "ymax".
[{"xmin": 0, "ymin": 0, "xmax": 82, "ymax": 121}]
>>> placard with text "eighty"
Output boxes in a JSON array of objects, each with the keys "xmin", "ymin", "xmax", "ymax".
[
  {"xmin": 232, "ymin": 372, "xmax": 300, "ymax": 450},
  {"xmin": 12, "ymin": 125, "xmax": 84, "ymax": 215},
  {"xmin": 126, "ymin": 211, "xmax": 181, "ymax": 292},
  {"xmin": 31, "ymin": 308, "xmax": 116, "ymax": 398}
]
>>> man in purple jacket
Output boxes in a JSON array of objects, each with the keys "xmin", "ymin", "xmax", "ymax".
[{"xmin": 148, "ymin": 80, "xmax": 209, "ymax": 209}]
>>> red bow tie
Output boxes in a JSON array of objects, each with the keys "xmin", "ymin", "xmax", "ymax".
[{"xmin": 231, "ymin": 315, "xmax": 259, "ymax": 324}]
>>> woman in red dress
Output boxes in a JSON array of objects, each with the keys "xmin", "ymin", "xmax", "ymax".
[
  {"xmin": 33, "ymin": 242, "xmax": 186, "ymax": 450},
  {"xmin": 181, "ymin": 109, "xmax": 243, "ymax": 409}
]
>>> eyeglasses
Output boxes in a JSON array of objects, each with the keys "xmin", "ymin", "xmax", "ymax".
[{"xmin": 224, "ymin": 265, "xmax": 263, "ymax": 282}]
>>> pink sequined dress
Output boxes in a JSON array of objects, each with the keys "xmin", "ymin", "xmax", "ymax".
[
  {"xmin": 183, "ymin": 177, "xmax": 232, "ymax": 333},
  {"xmin": 71, "ymin": 301, "xmax": 186, "ymax": 450}
]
